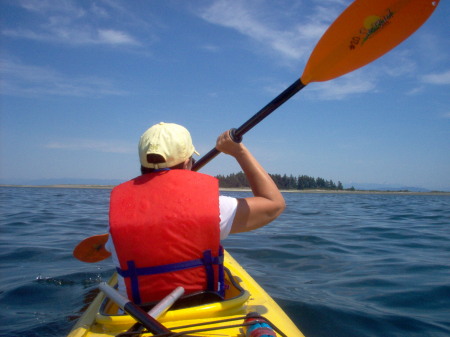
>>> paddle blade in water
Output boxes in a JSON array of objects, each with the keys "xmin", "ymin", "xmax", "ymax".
[
  {"xmin": 73, "ymin": 233, "xmax": 110, "ymax": 263},
  {"xmin": 301, "ymin": 0, "xmax": 440, "ymax": 85}
]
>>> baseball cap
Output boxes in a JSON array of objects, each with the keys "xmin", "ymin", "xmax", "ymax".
[{"xmin": 139, "ymin": 122, "xmax": 199, "ymax": 169}]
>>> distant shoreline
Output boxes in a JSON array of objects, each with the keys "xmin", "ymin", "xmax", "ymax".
[
  {"xmin": 220, "ymin": 187, "xmax": 450, "ymax": 195},
  {"xmin": 1, "ymin": 185, "xmax": 449, "ymax": 195},
  {"xmin": 0, "ymin": 184, "xmax": 116, "ymax": 189}
]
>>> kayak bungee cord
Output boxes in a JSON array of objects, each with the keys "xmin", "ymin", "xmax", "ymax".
[{"xmin": 116, "ymin": 313, "xmax": 287, "ymax": 337}]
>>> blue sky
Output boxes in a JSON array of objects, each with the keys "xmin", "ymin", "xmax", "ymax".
[{"xmin": 1, "ymin": 0, "xmax": 449, "ymax": 191}]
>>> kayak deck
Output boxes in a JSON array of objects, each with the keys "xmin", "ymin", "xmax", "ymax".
[{"xmin": 68, "ymin": 251, "xmax": 304, "ymax": 337}]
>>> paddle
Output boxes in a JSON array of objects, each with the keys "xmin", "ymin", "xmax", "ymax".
[
  {"xmin": 73, "ymin": 0, "xmax": 440, "ymax": 263},
  {"xmin": 192, "ymin": 0, "xmax": 440, "ymax": 171},
  {"xmin": 98, "ymin": 282, "xmax": 172, "ymax": 334},
  {"xmin": 124, "ymin": 286, "xmax": 185, "ymax": 335},
  {"xmin": 73, "ymin": 234, "xmax": 110, "ymax": 262}
]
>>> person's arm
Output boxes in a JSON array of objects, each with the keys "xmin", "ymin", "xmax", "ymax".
[{"xmin": 215, "ymin": 130, "xmax": 286, "ymax": 234}]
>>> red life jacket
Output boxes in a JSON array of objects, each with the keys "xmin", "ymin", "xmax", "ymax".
[{"xmin": 109, "ymin": 169, "xmax": 224, "ymax": 304}]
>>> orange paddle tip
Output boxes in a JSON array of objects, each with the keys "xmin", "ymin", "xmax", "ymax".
[
  {"xmin": 73, "ymin": 233, "xmax": 111, "ymax": 263},
  {"xmin": 300, "ymin": 0, "xmax": 440, "ymax": 85}
]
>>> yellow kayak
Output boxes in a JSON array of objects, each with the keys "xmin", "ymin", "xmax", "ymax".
[{"xmin": 68, "ymin": 250, "xmax": 305, "ymax": 337}]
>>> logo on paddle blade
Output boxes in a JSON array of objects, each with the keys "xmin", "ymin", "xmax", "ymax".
[{"xmin": 349, "ymin": 8, "xmax": 394, "ymax": 50}]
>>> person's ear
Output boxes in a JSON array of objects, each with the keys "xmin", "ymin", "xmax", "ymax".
[{"xmin": 182, "ymin": 158, "xmax": 191, "ymax": 170}]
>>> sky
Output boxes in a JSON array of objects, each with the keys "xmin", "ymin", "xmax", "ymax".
[{"xmin": 1, "ymin": 0, "xmax": 449, "ymax": 191}]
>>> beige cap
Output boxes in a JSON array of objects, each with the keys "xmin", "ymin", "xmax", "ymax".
[{"xmin": 139, "ymin": 122, "xmax": 199, "ymax": 169}]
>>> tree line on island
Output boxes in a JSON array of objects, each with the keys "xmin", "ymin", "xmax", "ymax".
[{"xmin": 216, "ymin": 172, "xmax": 354, "ymax": 191}]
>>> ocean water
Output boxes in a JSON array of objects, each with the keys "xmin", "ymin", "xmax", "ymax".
[{"xmin": 0, "ymin": 186, "xmax": 449, "ymax": 337}]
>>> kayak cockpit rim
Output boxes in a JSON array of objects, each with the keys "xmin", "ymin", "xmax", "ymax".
[{"xmin": 96, "ymin": 267, "xmax": 250, "ymax": 324}]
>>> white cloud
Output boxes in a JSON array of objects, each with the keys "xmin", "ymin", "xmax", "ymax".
[
  {"xmin": 262, "ymin": 69, "xmax": 376, "ymax": 101},
  {"xmin": 45, "ymin": 140, "xmax": 134, "ymax": 154},
  {"xmin": 0, "ymin": 58, "xmax": 128, "ymax": 97},
  {"xmin": 197, "ymin": 0, "xmax": 347, "ymax": 62},
  {"xmin": 3, "ymin": 25, "xmax": 139, "ymax": 47},
  {"xmin": 406, "ymin": 86, "xmax": 424, "ymax": 96},
  {"xmin": 3, "ymin": 0, "xmax": 141, "ymax": 47},
  {"xmin": 306, "ymin": 71, "xmax": 377, "ymax": 100},
  {"xmin": 201, "ymin": 44, "xmax": 221, "ymax": 53},
  {"xmin": 421, "ymin": 70, "xmax": 450, "ymax": 85},
  {"xmin": 97, "ymin": 29, "xmax": 139, "ymax": 45},
  {"xmin": 17, "ymin": 0, "xmax": 85, "ymax": 17},
  {"xmin": 378, "ymin": 50, "xmax": 418, "ymax": 78}
]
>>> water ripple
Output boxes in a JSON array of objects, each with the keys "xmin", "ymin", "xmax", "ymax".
[{"xmin": 1, "ymin": 187, "xmax": 449, "ymax": 337}]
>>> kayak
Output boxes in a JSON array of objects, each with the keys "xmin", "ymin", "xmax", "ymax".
[{"xmin": 68, "ymin": 250, "xmax": 305, "ymax": 337}]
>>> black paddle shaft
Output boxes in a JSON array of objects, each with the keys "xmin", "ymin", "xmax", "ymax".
[
  {"xmin": 123, "ymin": 303, "xmax": 171, "ymax": 334},
  {"xmin": 192, "ymin": 78, "xmax": 306, "ymax": 172}
]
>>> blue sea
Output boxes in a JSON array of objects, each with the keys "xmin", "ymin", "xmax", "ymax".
[{"xmin": 1, "ymin": 186, "xmax": 449, "ymax": 337}]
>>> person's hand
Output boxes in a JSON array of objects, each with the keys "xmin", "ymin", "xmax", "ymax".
[{"xmin": 215, "ymin": 130, "xmax": 245, "ymax": 157}]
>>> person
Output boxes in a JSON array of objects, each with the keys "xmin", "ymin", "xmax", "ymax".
[{"xmin": 105, "ymin": 122, "xmax": 285, "ymax": 305}]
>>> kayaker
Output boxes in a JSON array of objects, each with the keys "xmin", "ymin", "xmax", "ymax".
[{"xmin": 105, "ymin": 122, "xmax": 285, "ymax": 304}]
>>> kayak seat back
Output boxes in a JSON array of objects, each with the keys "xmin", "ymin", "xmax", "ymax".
[
  {"xmin": 140, "ymin": 266, "xmax": 245, "ymax": 311},
  {"xmin": 141, "ymin": 290, "xmax": 224, "ymax": 312}
]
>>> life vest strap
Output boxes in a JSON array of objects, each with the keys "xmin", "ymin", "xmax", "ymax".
[{"xmin": 117, "ymin": 248, "xmax": 224, "ymax": 304}]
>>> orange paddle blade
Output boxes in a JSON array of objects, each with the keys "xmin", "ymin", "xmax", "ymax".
[
  {"xmin": 73, "ymin": 233, "xmax": 111, "ymax": 263},
  {"xmin": 301, "ymin": 0, "xmax": 440, "ymax": 85}
]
